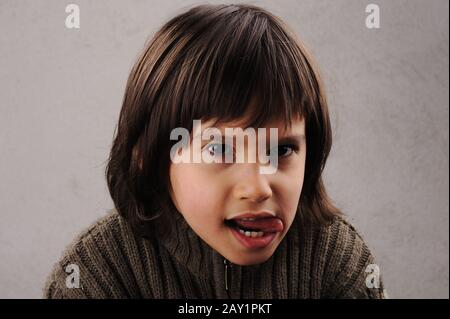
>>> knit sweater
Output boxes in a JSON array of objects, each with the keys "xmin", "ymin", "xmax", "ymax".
[{"xmin": 43, "ymin": 208, "xmax": 387, "ymax": 299}]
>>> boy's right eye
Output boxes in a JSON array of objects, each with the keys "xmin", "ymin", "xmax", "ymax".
[
  {"xmin": 202, "ymin": 143, "xmax": 236, "ymax": 163},
  {"xmin": 205, "ymin": 143, "xmax": 233, "ymax": 157}
]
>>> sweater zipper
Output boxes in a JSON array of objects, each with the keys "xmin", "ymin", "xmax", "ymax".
[{"xmin": 223, "ymin": 258, "xmax": 232, "ymax": 297}]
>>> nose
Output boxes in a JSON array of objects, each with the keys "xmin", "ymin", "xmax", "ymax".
[{"xmin": 232, "ymin": 164, "xmax": 273, "ymax": 203}]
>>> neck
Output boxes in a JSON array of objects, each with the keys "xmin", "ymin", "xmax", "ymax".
[{"xmin": 158, "ymin": 208, "xmax": 302, "ymax": 279}]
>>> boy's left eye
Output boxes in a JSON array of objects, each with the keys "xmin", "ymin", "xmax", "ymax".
[{"xmin": 270, "ymin": 144, "xmax": 299, "ymax": 158}]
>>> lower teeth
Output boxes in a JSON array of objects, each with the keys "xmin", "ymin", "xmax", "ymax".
[
  {"xmin": 224, "ymin": 220, "xmax": 266, "ymax": 238},
  {"xmin": 238, "ymin": 228, "xmax": 265, "ymax": 238}
]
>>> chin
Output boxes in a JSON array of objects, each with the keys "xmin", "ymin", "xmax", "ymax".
[{"xmin": 228, "ymin": 251, "xmax": 274, "ymax": 266}]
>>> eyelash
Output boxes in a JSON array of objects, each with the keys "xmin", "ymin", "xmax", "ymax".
[
  {"xmin": 204, "ymin": 143, "xmax": 299, "ymax": 159},
  {"xmin": 204, "ymin": 143, "xmax": 234, "ymax": 158},
  {"xmin": 276, "ymin": 144, "xmax": 300, "ymax": 157}
]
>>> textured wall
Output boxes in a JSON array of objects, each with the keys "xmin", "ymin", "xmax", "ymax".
[{"xmin": 0, "ymin": 0, "xmax": 448, "ymax": 298}]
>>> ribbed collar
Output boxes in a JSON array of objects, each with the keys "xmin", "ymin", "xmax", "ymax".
[
  {"xmin": 159, "ymin": 208, "xmax": 303, "ymax": 290},
  {"xmin": 159, "ymin": 209, "xmax": 237, "ymax": 280}
]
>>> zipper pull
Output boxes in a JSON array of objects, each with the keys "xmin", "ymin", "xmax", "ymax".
[{"xmin": 224, "ymin": 258, "xmax": 232, "ymax": 292}]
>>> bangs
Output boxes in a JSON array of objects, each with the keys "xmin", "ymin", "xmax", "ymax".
[{"xmin": 160, "ymin": 4, "xmax": 320, "ymax": 133}]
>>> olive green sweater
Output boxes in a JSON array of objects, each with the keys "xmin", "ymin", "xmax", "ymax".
[{"xmin": 43, "ymin": 209, "xmax": 387, "ymax": 298}]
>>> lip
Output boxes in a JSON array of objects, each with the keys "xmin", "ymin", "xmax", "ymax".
[
  {"xmin": 228, "ymin": 226, "xmax": 278, "ymax": 249},
  {"xmin": 225, "ymin": 210, "xmax": 282, "ymax": 250}
]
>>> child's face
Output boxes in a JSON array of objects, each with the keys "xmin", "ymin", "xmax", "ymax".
[{"xmin": 169, "ymin": 116, "xmax": 306, "ymax": 266}]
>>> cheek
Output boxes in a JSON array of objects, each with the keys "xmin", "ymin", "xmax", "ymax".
[
  {"xmin": 277, "ymin": 165, "xmax": 305, "ymax": 214},
  {"xmin": 170, "ymin": 164, "xmax": 225, "ymax": 221}
]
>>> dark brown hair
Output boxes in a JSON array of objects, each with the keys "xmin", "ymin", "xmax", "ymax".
[{"xmin": 105, "ymin": 3, "xmax": 341, "ymax": 238}]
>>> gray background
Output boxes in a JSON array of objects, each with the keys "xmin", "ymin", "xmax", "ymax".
[{"xmin": 0, "ymin": 0, "xmax": 448, "ymax": 298}]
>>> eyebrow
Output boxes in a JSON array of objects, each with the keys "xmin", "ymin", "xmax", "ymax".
[{"xmin": 278, "ymin": 134, "xmax": 306, "ymax": 144}]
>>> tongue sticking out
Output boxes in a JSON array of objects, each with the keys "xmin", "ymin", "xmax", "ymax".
[{"xmin": 232, "ymin": 217, "xmax": 284, "ymax": 233}]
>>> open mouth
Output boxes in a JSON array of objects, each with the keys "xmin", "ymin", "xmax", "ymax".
[
  {"xmin": 224, "ymin": 216, "xmax": 284, "ymax": 238},
  {"xmin": 224, "ymin": 217, "xmax": 283, "ymax": 249},
  {"xmin": 224, "ymin": 219, "xmax": 268, "ymax": 238}
]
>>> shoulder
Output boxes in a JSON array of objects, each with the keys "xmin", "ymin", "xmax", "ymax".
[
  {"xmin": 315, "ymin": 215, "xmax": 388, "ymax": 299},
  {"xmin": 323, "ymin": 215, "xmax": 369, "ymax": 249},
  {"xmin": 43, "ymin": 209, "xmax": 155, "ymax": 299}
]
